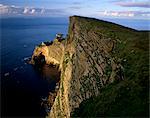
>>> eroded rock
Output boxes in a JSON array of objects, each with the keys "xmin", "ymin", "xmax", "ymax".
[{"xmin": 31, "ymin": 16, "xmax": 125, "ymax": 118}]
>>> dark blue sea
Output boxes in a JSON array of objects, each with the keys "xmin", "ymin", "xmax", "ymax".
[
  {"xmin": 1, "ymin": 17, "xmax": 68, "ymax": 117},
  {"xmin": 1, "ymin": 17, "xmax": 149, "ymax": 117}
]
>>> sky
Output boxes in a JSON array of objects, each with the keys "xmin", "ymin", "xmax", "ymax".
[{"xmin": 0, "ymin": 0, "xmax": 150, "ymax": 19}]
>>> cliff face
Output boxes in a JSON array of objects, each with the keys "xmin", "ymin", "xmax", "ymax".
[
  {"xmin": 31, "ymin": 41, "xmax": 65, "ymax": 69},
  {"xmin": 31, "ymin": 16, "xmax": 149, "ymax": 117},
  {"xmin": 46, "ymin": 16, "xmax": 124, "ymax": 117}
]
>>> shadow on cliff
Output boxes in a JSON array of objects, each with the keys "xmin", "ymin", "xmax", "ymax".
[{"xmin": 32, "ymin": 53, "xmax": 61, "ymax": 116}]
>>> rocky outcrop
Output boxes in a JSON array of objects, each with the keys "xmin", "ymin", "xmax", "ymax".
[
  {"xmin": 31, "ymin": 40, "xmax": 65, "ymax": 69},
  {"xmin": 30, "ymin": 16, "xmax": 139, "ymax": 117}
]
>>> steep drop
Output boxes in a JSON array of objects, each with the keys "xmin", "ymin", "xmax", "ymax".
[{"xmin": 31, "ymin": 16, "xmax": 149, "ymax": 117}]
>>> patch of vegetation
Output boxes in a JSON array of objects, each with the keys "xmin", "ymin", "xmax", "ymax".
[
  {"xmin": 105, "ymin": 64, "xmax": 112, "ymax": 77},
  {"xmin": 94, "ymin": 73, "xmax": 99, "ymax": 82},
  {"xmin": 61, "ymin": 82, "xmax": 64, "ymax": 93},
  {"xmin": 57, "ymin": 96, "xmax": 60, "ymax": 106},
  {"xmin": 71, "ymin": 16, "xmax": 149, "ymax": 117},
  {"xmin": 63, "ymin": 51, "xmax": 70, "ymax": 71},
  {"xmin": 72, "ymin": 76, "xmax": 149, "ymax": 117}
]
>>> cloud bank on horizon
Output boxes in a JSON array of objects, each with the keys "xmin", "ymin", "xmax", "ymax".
[
  {"xmin": 0, "ymin": 0, "xmax": 150, "ymax": 19},
  {"xmin": 0, "ymin": 4, "xmax": 68, "ymax": 17}
]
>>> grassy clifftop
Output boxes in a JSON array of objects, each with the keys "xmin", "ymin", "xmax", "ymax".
[
  {"xmin": 70, "ymin": 16, "xmax": 149, "ymax": 117},
  {"xmin": 31, "ymin": 16, "xmax": 149, "ymax": 117}
]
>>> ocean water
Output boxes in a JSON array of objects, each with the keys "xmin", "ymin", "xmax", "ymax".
[
  {"xmin": 1, "ymin": 17, "xmax": 68, "ymax": 117},
  {"xmin": 1, "ymin": 17, "xmax": 149, "ymax": 117}
]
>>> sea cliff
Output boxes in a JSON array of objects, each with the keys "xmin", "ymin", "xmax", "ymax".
[{"xmin": 31, "ymin": 16, "xmax": 149, "ymax": 117}]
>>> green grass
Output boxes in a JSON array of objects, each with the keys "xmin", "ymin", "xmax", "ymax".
[
  {"xmin": 70, "ymin": 16, "xmax": 149, "ymax": 117},
  {"xmin": 105, "ymin": 64, "xmax": 112, "ymax": 77},
  {"xmin": 72, "ymin": 77, "xmax": 149, "ymax": 117}
]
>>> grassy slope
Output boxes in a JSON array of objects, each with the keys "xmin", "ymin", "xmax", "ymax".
[{"xmin": 71, "ymin": 16, "xmax": 149, "ymax": 117}]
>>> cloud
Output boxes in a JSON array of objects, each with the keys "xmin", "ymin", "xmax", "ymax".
[
  {"xmin": 0, "ymin": 4, "xmax": 9, "ymax": 14},
  {"xmin": 98, "ymin": 10, "xmax": 150, "ymax": 18},
  {"xmin": 69, "ymin": 6, "xmax": 81, "ymax": 10},
  {"xmin": 23, "ymin": 8, "xmax": 28, "ymax": 14},
  {"xmin": 0, "ymin": 4, "xmax": 68, "ymax": 16},
  {"xmin": 115, "ymin": 1, "xmax": 150, "ymax": 8},
  {"xmin": 0, "ymin": 4, "xmax": 24, "ymax": 15}
]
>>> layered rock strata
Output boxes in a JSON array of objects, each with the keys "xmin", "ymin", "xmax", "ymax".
[{"xmin": 30, "ymin": 16, "xmax": 136, "ymax": 117}]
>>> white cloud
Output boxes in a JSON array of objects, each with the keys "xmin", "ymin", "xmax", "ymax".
[
  {"xmin": 99, "ymin": 10, "xmax": 150, "ymax": 18},
  {"xmin": 0, "ymin": 4, "xmax": 9, "ymax": 14},
  {"xmin": 0, "ymin": 4, "xmax": 68, "ymax": 16},
  {"xmin": 23, "ymin": 8, "xmax": 29, "ymax": 14},
  {"xmin": 115, "ymin": 1, "xmax": 150, "ymax": 8},
  {"xmin": 31, "ymin": 9, "xmax": 35, "ymax": 14}
]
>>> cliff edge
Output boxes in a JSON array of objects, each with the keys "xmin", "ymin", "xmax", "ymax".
[{"xmin": 31, "ymin": 16, "xmax": 149, "ymax": 117}]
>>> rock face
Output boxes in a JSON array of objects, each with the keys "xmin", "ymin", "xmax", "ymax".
[
  {"xmin": 31, "ymin": 16, "xmax": 149, "ymax": 117},
  {"xmin": 31, "ymin": 40, "xmax": 65, "ymax": 69},
  {"xmin": 48, "ymin": 16, "xmax": 125, "ymax": 118}
]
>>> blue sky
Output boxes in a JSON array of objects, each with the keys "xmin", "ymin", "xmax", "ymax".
[{"xmin": 0, "ymin": 0, "xmax": 150, "ymax": 19}]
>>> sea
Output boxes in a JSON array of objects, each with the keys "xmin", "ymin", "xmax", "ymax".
[{"xmin": 1, "ymin": 17, "xmax": 149, "ymax": 117}]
